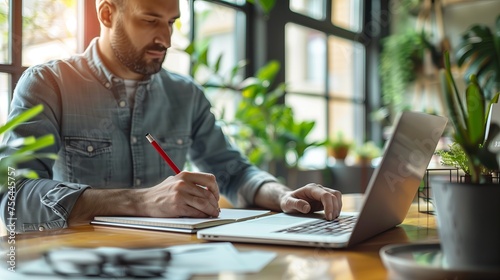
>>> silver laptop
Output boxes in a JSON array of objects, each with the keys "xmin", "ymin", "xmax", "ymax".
[{"xmin": 198, "ymin": 111, "xmax": 447, "ymax": 248}]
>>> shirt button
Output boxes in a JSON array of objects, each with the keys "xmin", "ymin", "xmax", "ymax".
[
  {"xmin": 131, "ymin": 136, "xmax": 137, "ymax": 144},
  {"xmin": 87, "ymin": 145, "xmax": 94, "ymax": 153},
  {"xmin": 104, "ymin": 82, "xmax": 111, "ymax": 88},
  {"xmin": 135, "ymin": 179, "xmax": 141, "ymax": 186},
  {"xmin": 177, "ymin": 139, "xmax": 183, "ymax": 145},
  {"xmin": 38, "ymin": 226, "xmax": 45, "ymax": 232},
  {"xmin": 119, "ymin": 100, "xmax": 127, "ymax": 107}
]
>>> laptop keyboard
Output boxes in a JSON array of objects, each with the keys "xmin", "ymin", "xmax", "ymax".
[{"xmin": 275, "ymin": 216, "xmax": 357, "ymax": 236}]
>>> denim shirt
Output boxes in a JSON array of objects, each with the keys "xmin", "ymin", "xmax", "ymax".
[{"xmin": 0, "ymin": 38, "xmax": 277, "ymax": 233}]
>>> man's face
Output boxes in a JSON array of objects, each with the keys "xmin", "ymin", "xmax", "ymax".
[{"xmin": 110, "ymin": 0, "xmax": 180, "ymax": 76}]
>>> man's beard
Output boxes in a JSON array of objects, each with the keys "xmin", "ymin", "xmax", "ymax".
[{"xmin": 111, "ymin": 20, "xmax": 166, "ymax": 76}]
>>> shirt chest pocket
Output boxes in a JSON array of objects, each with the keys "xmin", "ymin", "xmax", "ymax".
[
  {"xmin": 156, "ymin": 135, "xmax": 192, "ymax": 176},
  {"xmin": 64, "ymin": 137, "xmax": 113, "ymax": 187}
]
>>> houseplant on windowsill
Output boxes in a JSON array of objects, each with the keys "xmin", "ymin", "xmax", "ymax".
[
  {"xmin": 352, "ymin": 141, "xmax": 381, "ymax": 167},
  {"xmin": 325, "ymin": 132, "xmax": 352, "ymax": 163},
  {"xmin": 433, "ymin": 51, "xmax": 500, "ymax": 270}
]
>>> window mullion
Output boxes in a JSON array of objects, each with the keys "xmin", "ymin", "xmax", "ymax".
[{"xmin": 10, "ymin": 0, "xmax": 23, "ymax": 100}]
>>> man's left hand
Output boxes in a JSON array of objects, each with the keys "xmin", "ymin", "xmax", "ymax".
[{"xmin": 279, "ymin": 184, "xmax": 342, "ymax": 220}]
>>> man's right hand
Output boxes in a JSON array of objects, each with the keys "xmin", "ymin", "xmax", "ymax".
[
  {"xmin": 68, "ymin": 171, "xmax": 220, "ymax": 227},
  {"xmin": 137, "ymin": 171, "xmax": 220, "ymax": 218}
]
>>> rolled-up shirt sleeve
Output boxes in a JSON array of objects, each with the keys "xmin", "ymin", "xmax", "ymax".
[
  {"xmin": 0, "ymin": 179, "xmax": 90, "ymax": 233},
  {"xmin": 0, "ymin": 63, "xmax": 77, "ymax": 233}
]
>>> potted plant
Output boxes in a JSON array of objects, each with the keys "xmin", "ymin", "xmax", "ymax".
[
  {"xmin": 353, "ymin": 141, "xmax": 381, "ymax": 166},
  {"xmin": 0, "ymin": 104, "xmax": 56, "ymax": 192},
  {"xmin": 432, "ymin": 51, "xmax": 500, "ymax": 270},
  {"xmin": 375, "ymin": 27, "xmax": 441, "ymax": 126},
  {"xmin": 325, "ymin": 132, "xmax": 352, "ymax": 162}
]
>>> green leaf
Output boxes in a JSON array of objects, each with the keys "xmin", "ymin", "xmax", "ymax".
[
  {"xmin": 256, "ymin": 0, "xmax": 276, "ymax": 14},
  {"xmin": 0, "ymin": 104, "xmax": 44, "ymax": 135},
  {"xmin": 465, "ymin": 77, "xmax": 485, "ymax": 145},
  {"xmin": 19, "ymin": 170, "xmax": 40, "ymax": 179},
  {"xmin": 485, "ymin": 92, "xmax": 500, "ymax": 126},
  {"xmin": 456, "ymin": 15, "xmax": 500, "ymax": 98},
  {"xmin": 256, "ymin": 60, "xmax": 280, "ymax": 82},
  {"xmin": 214, "ymin": 54, "xmax": 223, "ymax": 73},
  {"xmin": 14, "ymin": 134, "xmax": 55, "ymax": 155},
  {"xmin": 229, "ymin": 60, "xmax": 248, "ymax": 84},
  {"xmin": 184, "ymin": 42, "xmax": 195, "ymax": 55},
  {"xmin": 441, "ymin": 69, "xmax": 469, "ymax": 148},
  {"xmin": 199, "ymin": 46, "xmax": 209, "ymax": 66},
  {"xmin": 445, "ymin": 52, "xmax": 468, "ymax": 125}
]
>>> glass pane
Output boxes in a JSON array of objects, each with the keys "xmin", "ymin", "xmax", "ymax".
[
  {"xmin": 286, "ymin": 93, "xmax": 327, "ymax": 168},
  {"xmin": 285, "ymin": 23, "xmax": 326, "ymax": 95},
  {"xmin": 192, "ymin": 1, "xmax": 245, "ymax": 120},
  {"xmin": 221, "ymin": 0, "xmax": 245, "ymax": 5},
  {"xmin": 332, "ymin": 0, "xmax": 362, "ymax": 32},
  {"xmin": 285, "ymin": 93, "xmax": 326, "ymax": 142},
  {"xmin": 164, "ymin": 0, "xmax": 191, "ymax": 76},
  {"xmin": 290, "ymin": 0, "xmax": 325, "ymax": 20},
  {"xmin": 328, "ymin": 36, "xmax": 365, "ymax": 100},
  {"xmin": 0, "ymin": 1, "xmax": 10, "ymax": 64},
  {"xmin": 328, "ymin": 100, "xmax": 364, "ymax": 146},
  {"xmin": 22, "ymin": 0, "xmax": 78, "ymax": 66},
  {"xmin": 0, "ymin": 74, "xmax": 10, "ymax": 132}
]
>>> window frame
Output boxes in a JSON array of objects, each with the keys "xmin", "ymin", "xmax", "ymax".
[
  {"xmin": 0, "ymin": 0, "xmax": 98, "ymax": 108},
  {"xmin": 255, "ymin": 0, "xmax": 387, "ymax": 147},
  {"xmin": 1, "ymin": 0, "xmax": 389, "ymax": 147}
]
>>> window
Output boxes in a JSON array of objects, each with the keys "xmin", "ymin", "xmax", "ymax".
[
  {"xmin": 0, "ymin": 0, "xmax": 78, "ymax": 124},
  {"xmin": 170, "ymin": 0, "xmax": 373, "ymax": 168},
  {"xmin": 22, "ymin": 0, "xmax": 78, "ymax": 66},
  {"xmin": 167, "ymin": 0, "xmax": 248, "ymax": 121},
  {"xmin": 284, "ymin": 0, "xmax": 367, "ymax": 167},
  {"xmin": 1, "ymin": 0, "xmax": 381, "ymax": 171},
  {"xmin": 290, "ymin": 0, "xmax": 325, "ymax": 20},
  {"xmin": 285, "ymin": 23, "xmax": 327, "ymax": 143},
  {"xmin": 0, "ymin": 73, "xmax": 8, "ymax": 127},
  {"xmin": 0, "ymin": 1, "xmax": 9, "ymax": 64},
  {"xmin": 332, "ymin": 0, "xmax": 362, "ymax": 32},
  {"xmin": 327, "ymin": 36, "xmax": 365, "ymax": 142}
]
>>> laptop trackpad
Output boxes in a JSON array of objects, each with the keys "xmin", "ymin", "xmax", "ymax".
[{"xmin": 243, "ymin": 213, "xmax": 321, "ymax": 228}]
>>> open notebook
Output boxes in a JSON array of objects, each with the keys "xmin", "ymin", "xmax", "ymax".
[{"xmin": 91, "ymin": 209, "xmax": 271, "ymax": 233}]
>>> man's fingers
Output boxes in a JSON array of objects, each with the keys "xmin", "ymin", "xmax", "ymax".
[
  {"xmin": 320, "ymin": 192, "xmax": 341, "ymax": 220},
  {"xmin": 182, "ymin": 185, "xmax": 220, "ymax": 217},
  {"xmin": 315, "ymin": 187, "xmax": 342, "ymax": 219},
  {"xmin": 282, "ymin": 196, "xmax": 311, "ymax": 214},
  {"xmin": 284, "ymin": 184, "xmax": 343, "ymax": 220},
  {"xmin": 178, "ymin": 171, "xmax": 220, "ymax": 203},
  {"xmin": 174, "ymin": 204, "xmax": 218, "ymax": 218}
]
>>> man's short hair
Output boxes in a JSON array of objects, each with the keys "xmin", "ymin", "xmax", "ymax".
[{"xmin": 96, "ymin": 0, "xmax": 127, "ymax": 11}]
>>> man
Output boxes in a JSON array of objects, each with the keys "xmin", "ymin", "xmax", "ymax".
[{"xmin": 0, "ymin": 0, "xmax": 342, "ymax": 233}]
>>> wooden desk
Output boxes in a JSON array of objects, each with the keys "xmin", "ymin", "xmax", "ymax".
[{"xmin": 2, "ymin": 194, "xmax": 439, "ymax": 279}]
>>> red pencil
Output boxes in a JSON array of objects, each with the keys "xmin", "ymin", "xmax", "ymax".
[{"xmin": 145, "ymin": 133, "xmax": 181, "ymax": 174}]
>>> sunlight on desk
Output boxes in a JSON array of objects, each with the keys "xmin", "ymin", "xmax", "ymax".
[{"xmin": 0, "ymin": 194, "xmax": 439, "ymax": 279}]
